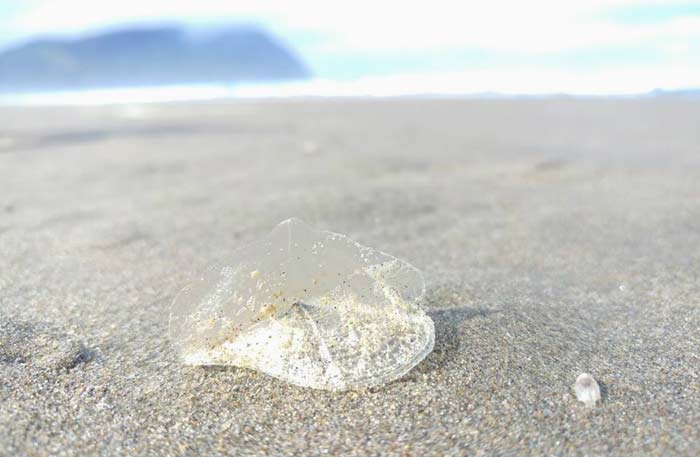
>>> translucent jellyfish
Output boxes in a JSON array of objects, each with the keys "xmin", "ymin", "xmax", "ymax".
[
  {"xmin": 574, "ymin": 373, "xmax": 601, "ymax": 406},
  {"xmin": 169, "ymin": 218, "xmax": 434, "ymax": 390}
]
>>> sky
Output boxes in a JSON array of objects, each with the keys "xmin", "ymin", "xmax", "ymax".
[{"xmin": 0, "ymin": 0, "xmax": 698, "ymax": 95}]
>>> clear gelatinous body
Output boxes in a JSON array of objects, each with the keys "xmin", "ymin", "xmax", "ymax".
[{"xmin": 169, "ymin": 218, "xmax": 434, "ymax": 390}]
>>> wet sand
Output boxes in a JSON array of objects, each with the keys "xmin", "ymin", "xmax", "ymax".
[{"xmin": 1, "ymin": 98, "xmax": 699, "ymax": 455}]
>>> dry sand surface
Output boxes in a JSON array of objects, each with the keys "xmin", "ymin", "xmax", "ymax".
[{"xmin": 1, "ymin": 98, "xmax": 699, "ymax": 456}]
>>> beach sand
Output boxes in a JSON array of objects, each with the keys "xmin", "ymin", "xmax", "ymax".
[{"xmin": 1, "ymin": 98, "xmax": 699, "ymax": 455}]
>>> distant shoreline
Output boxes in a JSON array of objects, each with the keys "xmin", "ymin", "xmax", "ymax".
[{"xmin": 2, "ymin": 79, "xmax": 698, "ymax": 107}]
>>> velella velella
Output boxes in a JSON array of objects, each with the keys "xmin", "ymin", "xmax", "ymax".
[{"xmin": 169, "ymin": 218, "xmax": 434, "ymax": 390}]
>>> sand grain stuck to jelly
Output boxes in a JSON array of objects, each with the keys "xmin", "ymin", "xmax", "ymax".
[{"xmin": 169, "ymin": 218, "xmax": 434, "ymax": 390}]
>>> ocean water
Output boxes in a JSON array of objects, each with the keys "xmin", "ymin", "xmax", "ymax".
[
  {"xmin": 0, "ymin": 77, "xmax": 460, "ymax": 106},
  {"xmin": 0, "ymin": 71, "xmax": 693, "ymax": 106},
  {"xmin": 0, "ymin": 84, "xmax": 236, "ymax": 106}
]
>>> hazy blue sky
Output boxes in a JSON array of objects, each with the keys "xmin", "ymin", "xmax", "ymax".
[{"xmin": 1, "ymin": 0, "xmax": 698, "ymax": 93}]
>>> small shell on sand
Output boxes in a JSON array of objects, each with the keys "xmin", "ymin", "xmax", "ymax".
[
  {"xmin": 574, "ymin": 373, "xmax": 601, "ymax": 406},
  {"xmin": 169, "ymin": 218, "xmax": 434, "ymax": 390}
]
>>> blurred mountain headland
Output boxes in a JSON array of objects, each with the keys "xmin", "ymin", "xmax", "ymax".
[{"xmin": 0, "ymin": 25, "xmax": 310, "ymax": 92}]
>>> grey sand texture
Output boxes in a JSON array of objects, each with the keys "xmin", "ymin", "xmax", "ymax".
[{"xmin": 1, "ymin": 98, "xmax": 700, "ymax": 455}]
